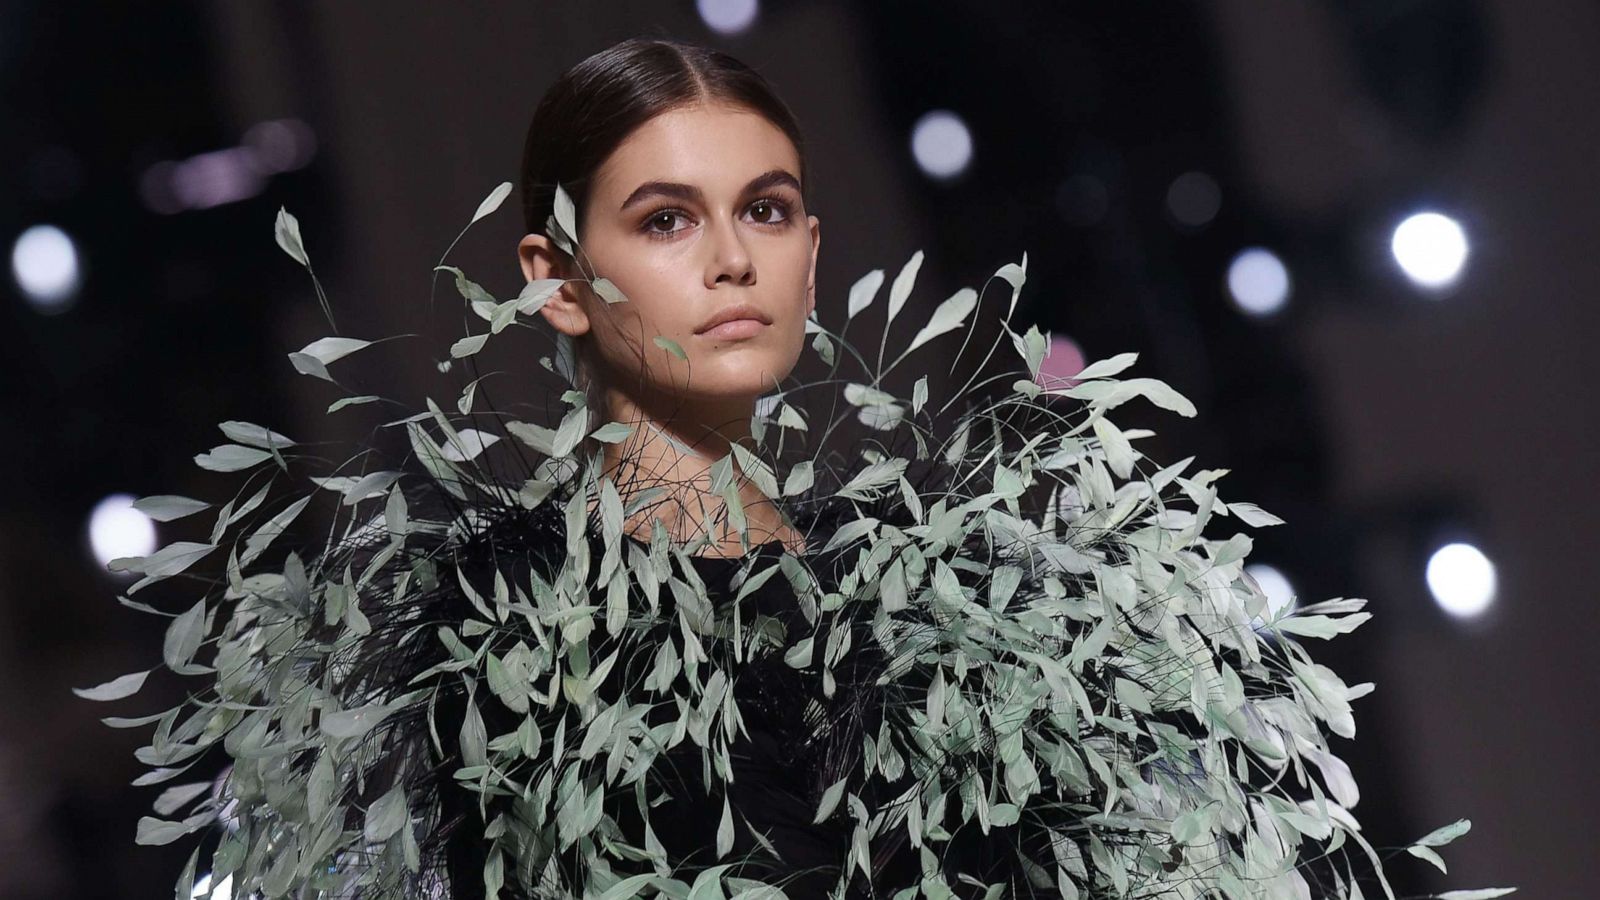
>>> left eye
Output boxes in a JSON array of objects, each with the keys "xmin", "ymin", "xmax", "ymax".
[{"xmin": 748, "ymin": 199, "xmax": 790, "ymax": 224}]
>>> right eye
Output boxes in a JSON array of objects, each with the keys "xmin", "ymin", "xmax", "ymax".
[{"xmin": 642, "ymin": 208, "xmax": 691, "ymax": 239}]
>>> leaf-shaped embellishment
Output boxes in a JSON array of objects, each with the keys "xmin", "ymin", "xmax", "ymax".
[
  {"xmin": 553, "ymin": 182, "xmax": 579, "ymax": 251},
  {"xmin": 289, "ymin": 336, "xmax": 372, "ymax": 381},
  {"xmin": 134, "ymin": 813, "xmax": 210, "ymax": 846},
  {"xmin": 451, "ymin": 333, "xmax": 490, "ymax": 359},
  {"xmin": 517, "ymin": 278, "xmax": 565, "ymax": 315},
  {"xmin": 781, "ymin": 461, "xmax": 815, "ymax": 500},
  {"xmin": 716, "ymin": 792, "xmax": 734, "ymax": 858},
  {"xmin": 219, "ymin": 421, "xmax": 296, "ymax": 450},
  {"xmin": 1091, "ymin": 416, "xmax": 1135, "ymax": 479},
  {"xmin": 653, "ymin": 335, "xmax": 687, "ymax": 361},
  {"xmin": 552, "ymin": 407, "xmax": 589, "ymax": 459},
  {"xmin": 472, "ymin": 181, "xmax": 513, "ymax": 224},
  {"xmin": 847, "ymin": 267, "xmax": 884, "ymax": 319},
  {"xmin": 592, "ymin": 277, "xmax": 629, "ymax": 304},
  {"xmin": 995, "ymin": 252, "xmax": 1028, "ymax": 319},
  {"xmin": 1272, "ymin": 612, "xmax": 1373, "ymax": 640},
  {"xmin": 1073, "ymin": 351, "xmax": 1139, "ymax": 381},
  {"xmin": 837, "ymin": 458, "xmax": 907, "ymax": 501},
  {"xmin": 131, "ymin": 495, "xmax": 210, "ymax": 522},
  {"xmin": 161, "ymin": 599, "xmax": 206, "ymax": 671},
  {"xmin": 274, "ymin": 207, "xmax": 308, "ymax": 266},
  {"xmin": 812, "ymin": 330, "xmax": 835, "ymax": 366},
  {"xmin": 240, "ymin": 495, "xmax": 312, "ymax": 566},
  {"xmin": 328, "ymin": 394, "xmax": 381, "ymax": 414},
  {"xmin": 152, "ymin": 781, "xmax": 212, "ymax": 817},
  {"xmin": 194, "ymin": 444, "xmax": 272, "ymax": 473},
  {"xmin": 460, "ymin": 687, "xmax": 489, "ymax": 768},
  {"xmin": 820, "ymin": 516, "xmax": 879, "ymax": 555},
  {"xmin": 590, "ymin": 421, "xmax": 635, "ymax": 444},
  {"xmin": 72, "ymin": 669, "xmax": 151, "ymax": 702},
  {"xmin": 439, "ymin": 428, "xmax": 501, "ymax": 463},
  {"xmin": 904, "ymin": 286, "xmax": 977, "ymax": 356},
  {"xmin": 1412, "ymin": 818, "xmax": 1472, "ymax": 848},
  {"xmin": 435, "ymin": 265, "xmax": 496, "ymax": 305},
  {"xmin": 364, "ymin": 783, "xmax": 409, "ymax": 844},
  {"xmin": 307, "ymin": 752, "xmax": 335, "ymax": 824},
  {"xmin": 813, "ymin": 778, "xmax": 848, "ymax": 824},
  {"xmin": 1224, "ymin": 500, "xmax": 1286, "ymax": 527},
  {"xmin": 504, "ymin": 422, "xmax": 555, "ymax": 459},
  {"xmin": 887, "ymin": 250, "xmax": 923, "ymax": 324},
  {"xmin": 320, "ymin": 703, "xmax": 396, "ymax": 741},
  {"xmin": 108, "ymin": 540, "xmax": 216, "ymax": 578}
]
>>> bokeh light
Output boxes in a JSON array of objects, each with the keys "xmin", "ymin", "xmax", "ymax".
[
  {"xmin": 88, "ymin": 493, "xmax": 157, "ymax": 570},
  {"xmin": 1425, "ymin": 540, "xmax": 1497, "ymax": 619},
  {"xmin": 910, "ymin": 110, "xmax": 973, "ymax": 181},
  {"xmin": 697, "ymin": 0, "xmax": 759, "ymax": 35},
  {"xmin": 1226, "ymin": 247, "xmax": 1291, "ymax": 316},
  {"xmin": 11, "ymin": 223, "xmax": 82, "ymax": 313},
  {"xmin": 1391, "ymin": 211, "xmax": 1469, "ymax": 290}
]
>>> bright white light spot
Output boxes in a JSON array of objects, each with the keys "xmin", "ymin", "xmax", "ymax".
[
  {"xmin": 697, "ymin": 0, "xmax": 758, "ymax": 34},
  {"xmin": 89, "ymin": 493, "xmax": 157, "ymax": 570},
  {"xmin": 910, "ymin": 110, "xmax": 973, "ymax": 181},
  {"xmin": 1391, "ymin": 211, "xmax": 1468, "ymax": 290},
  {"xmin": 11, "ymin": 224, "xmax": 82, "ymax": 312},
  {"xmin": 1166, "ymin": 171, "xmax": 1221, "ymax": 228},
  {"xmin": 193, "ymin": 872, "xmax": 234, "ymax": 900},
  {"xmin": 1245, "ymin": 563, "xmax": 1296, "ymax": 627},
  {"xmin": 1426, "ymin": 541, "xmax": 1496, "ymax": 619},
  {"xmin": 1034, "ymin": 333, "xmax": 1086, "ymax": 390},
  {"xmin": 1226, "ymin": 247, "xmax": 1291, "ymax": 316}
]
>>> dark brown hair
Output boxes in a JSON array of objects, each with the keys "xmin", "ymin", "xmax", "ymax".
[{"xmin": 519, "ymin": 36, "xmax": 810, "ymax": 243}]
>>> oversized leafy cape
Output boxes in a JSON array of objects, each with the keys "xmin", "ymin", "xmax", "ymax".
[{"xmin": 79, "ymin": 183, "xmax": 1509, "ymax": 900}]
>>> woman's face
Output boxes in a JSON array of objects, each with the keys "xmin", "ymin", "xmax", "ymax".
[{"xmin": 522, "ymin": 101, "xmax": 820, "ymax": 413}]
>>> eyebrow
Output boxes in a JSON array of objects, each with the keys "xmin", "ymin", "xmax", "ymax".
[{"xmin": 618, "ymin": 169, "xmax": 802, "ymax": 212}]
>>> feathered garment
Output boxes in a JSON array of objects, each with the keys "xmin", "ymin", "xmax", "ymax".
[{"xmin": 77, "ymin": 183, "xmax": 1510, "ymax": 900}]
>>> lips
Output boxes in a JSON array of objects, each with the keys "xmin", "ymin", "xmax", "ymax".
[{"xmin": 694, "ymin": 303, "xmax": 773, "ymax": 336}]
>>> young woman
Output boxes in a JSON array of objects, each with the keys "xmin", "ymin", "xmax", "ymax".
[
  {"xmin": 515, "ymin": 37, "xmax": 819, "ymax": 561},
  {"xmin": 88, "ymin": 35, "xmax": 1501, "ymax": 900}
]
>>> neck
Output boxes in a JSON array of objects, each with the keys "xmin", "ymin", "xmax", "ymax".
[{"xmin": 596, "ymin": 385, "xmax": 789, "ymax": 549}]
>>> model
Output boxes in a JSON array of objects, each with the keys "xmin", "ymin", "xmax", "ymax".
[{"xmin": 79, "ymin": 37, "xmax": 1510, "ymax": 900}]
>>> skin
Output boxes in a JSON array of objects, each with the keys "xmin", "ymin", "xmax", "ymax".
[{"xmin": 517, "ymin": 101, "xmax": 821, "ymax": 557}]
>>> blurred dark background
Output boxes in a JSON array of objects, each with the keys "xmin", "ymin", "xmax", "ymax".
[{"xmin": 3, "ymin": 0, "xmax": 1593, "ymax": 896}]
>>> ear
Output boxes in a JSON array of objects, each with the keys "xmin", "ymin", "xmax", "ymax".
[
  {"xmin": 518, "ymin": 232, "xmax": 591, "ymax": 337},
  {"xmin": 805, "ymin": 213, "xmax": 821, "ymax": 317}
]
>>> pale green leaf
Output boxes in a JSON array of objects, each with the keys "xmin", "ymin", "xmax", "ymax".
[
  {"xmin": 905, "ymin": 287, "xmax": 976, "ymax": 355},
  {"xmin": 848, "ymin": 268, "xmax": 884, "ymax": 319},
  {"xmin": 72, "ymin": 669, "xmax": 151, "ymax": 702},
  {"xmin": 194, "ymin": 444, "xmax": 272, "ymax": 472},
  {"xmin": 132, "ymin": 495, "xmax": 210, "ymax": 522},
  {"xmin": 472, "ymin": 181, "xmax": 513, "ymax": 224},
  {"xmin": 274, "ymin": 207, "xmax": 308, "ymax": 266},
  {"xmin": 887, "ymin": 250, "xmax": 923, "ymax": 324},
  {"xmin": 654, "ymin": 335, "xmax": 687, "ymax": 360}
]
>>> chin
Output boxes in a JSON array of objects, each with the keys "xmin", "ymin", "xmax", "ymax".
[{"xmin": 678, "ymin": 368, "xmax": 788, "ymax": 401}]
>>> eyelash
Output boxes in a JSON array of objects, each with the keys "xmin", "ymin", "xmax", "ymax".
[{"xmin": 639, "ymin": 197, "xmax": 794, "ymax": 240}]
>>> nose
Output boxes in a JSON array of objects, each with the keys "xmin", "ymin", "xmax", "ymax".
[{"xmin": 705, "ymin": 216, "xmax": 755, "ymax": 288}]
